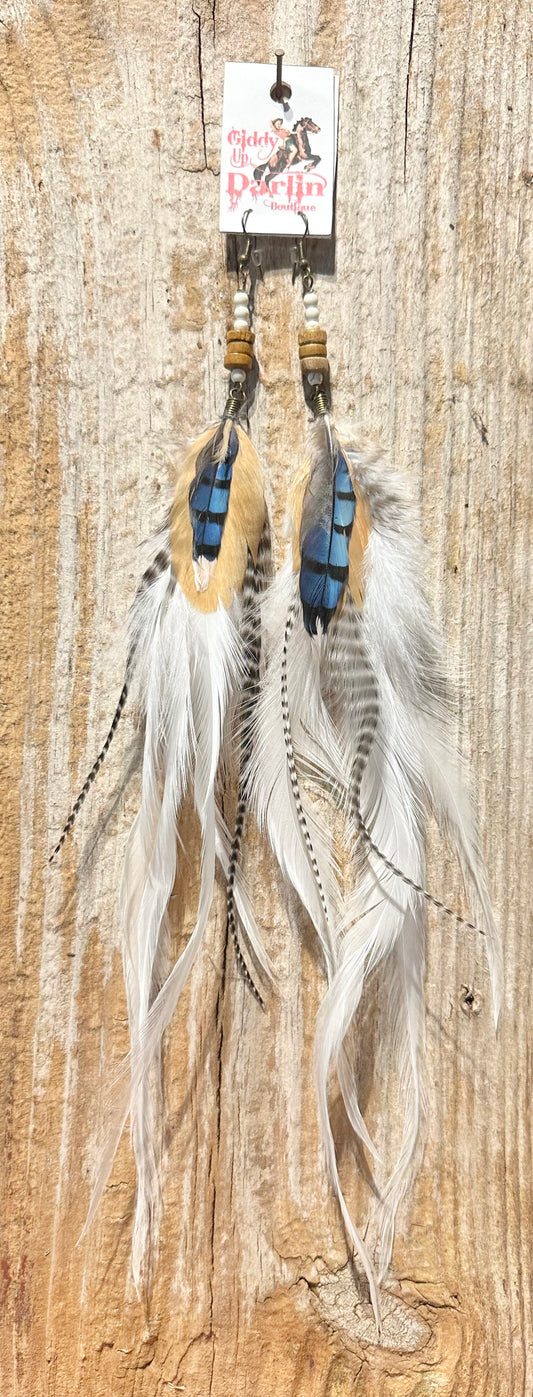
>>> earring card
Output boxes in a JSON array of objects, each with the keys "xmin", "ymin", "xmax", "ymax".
[{"xmin": 219, "ymin": 62, "xmax": 338, "ymax": 238}]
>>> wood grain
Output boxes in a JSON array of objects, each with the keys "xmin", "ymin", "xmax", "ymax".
[{"xmin": 1, "ymin": 1, "xmax": 531, "ymax": 1392}]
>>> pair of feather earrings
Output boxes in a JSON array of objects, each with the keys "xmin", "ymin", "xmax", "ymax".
[{"xmin": 52, "ymin": 217, "xmax": 501, "ymax": 1331}]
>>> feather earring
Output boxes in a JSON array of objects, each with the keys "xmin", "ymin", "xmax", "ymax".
[
  {"xmin": 51, "ymin": 218, "xmax": 271, "ymax": 1292},
  {"xmin": 250, "ymin": 217, "xmax": 502, "ymax": 1331}
]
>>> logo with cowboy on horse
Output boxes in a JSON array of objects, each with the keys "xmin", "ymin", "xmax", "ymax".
[
  {"xmin": 225, "ymin": 102, "xmax": 326, "ymax": 213},
  {"xmin": 220, "ymin": 63, "xmax": 336, "ymax": 234},
  {"xmin": 253, "ymin": 106, "xmax": 322, "ymax": 187}
]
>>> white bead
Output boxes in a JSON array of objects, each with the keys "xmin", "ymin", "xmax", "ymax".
[
  {"xmin": 234, "ymin": 290, "xmax": 249, "ymax": 305},
  {"xmin": 230, "ymin": 368, "xmax": 246, "ymax": 383},
  {"xmin": 234, "ymin": 316, "xmax": 250, "ymax": 329},
  {"xmin": 303, "ymin": 291, "xmax": 318, "ymax": 306},
  {"xmin": 307, "ymin": 371, "xmax": 323, "ymax": 385},
  {"xmin": 305, "ymin": 309, "xmax": 320, "ymax": 325}
]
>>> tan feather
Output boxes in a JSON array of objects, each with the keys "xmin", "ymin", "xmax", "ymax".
[
  {"xmin": 290, "ymin": 449, "xmax": 371, "ymax": 612},
  {"xmin": 289, "ymin": 458, "xmax": 313, "ymax": 572},
  {"xmin": 341, "ymin": 437, "xmax": 371, "ymax": 610},
  {"xmin": 170, "ymin": 424, "xmax": 266, "ymax": 613}
]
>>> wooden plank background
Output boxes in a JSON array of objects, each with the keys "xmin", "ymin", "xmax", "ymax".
[{"xmin": 1, "ymin": 1, "xmax": 531, "ymax": 1392}]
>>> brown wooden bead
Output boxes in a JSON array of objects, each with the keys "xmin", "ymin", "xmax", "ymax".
[
  {"xmin": 298, "ymin": 342, "xmax": 327, "ymax": 359},
  {"xmin": 300, "ymin": 356, "xmax": 330, "ymax": 375},
  {"xmin": 224, "ymin": 351, "xmax": 253, "ymax": 370},
  {"xmin": 224, "ymin": 347, "xmax": 253, "ymax": 362},
  {"xmin": 227, "ymin": 327, "xmax": 254, "ymax": 343},
  {"xmin": 225, "ymin": 340, "xmax": 254, "ymax": 358},
  {"xmin": 298, "ymin": 327, "xmax": 327, "ymax": 345}
]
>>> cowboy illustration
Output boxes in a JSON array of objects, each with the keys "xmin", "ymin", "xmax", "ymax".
[{"xmin": 253, "ymin": 103, "xmax": 321, "ymax": 188}]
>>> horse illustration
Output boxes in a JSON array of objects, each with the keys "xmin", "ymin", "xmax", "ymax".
[{"xmin": 253, "ymin": 116, "xmax": 321, "ymax": 189}]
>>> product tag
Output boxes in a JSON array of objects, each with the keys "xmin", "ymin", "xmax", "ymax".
[{"xmin": 219, "ymin": 62, "xmax": 338, "ymax": 237}]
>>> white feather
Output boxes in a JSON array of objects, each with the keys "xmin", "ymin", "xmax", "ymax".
[
  {"xmin": 121, "ymin": 571, "xmax": 192, "ymax": 1286},
  {"xmin": 313, "ymin": 439, "xmax": 501, "ymax": 1290},
  {"xmin": 249, "ymin": 559, "xmax": 384, "ymax": 1326},
  {"xmin": 348, "ymin": 442, "xmax": 502, "ymax": 1022},
  {"xmin": 83, "ymin": 578, "xmax": 244, "ymax": 1290},
  {"xmin": 258, "ymin": 431, "xmax": 501, "ymax": 1328}
]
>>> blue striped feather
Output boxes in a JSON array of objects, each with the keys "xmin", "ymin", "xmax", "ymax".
[
  {"xmin": 299, "ymin": 447, "xmax": 356, "ymax": 635},
  {"xmin": 189, "ymin": 424, "xmax": 239, "ymax": 562}
]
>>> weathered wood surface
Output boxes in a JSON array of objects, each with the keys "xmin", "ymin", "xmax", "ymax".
[{"xmin": 1, "ymin": 1, "xmax": 531, "ymax": 1392}]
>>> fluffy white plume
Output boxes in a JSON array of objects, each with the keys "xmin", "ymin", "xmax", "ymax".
[
  {"xmin": 254, "ymin": 428, "xmax": 502, "ymax": 1330},
  {"xmin": 83, "ymin": 555, "xmax": 246, "ymax": 1292},
  {"xmin": 347, "ymin": 441, "xmax": 502, "ymax": 1025},
  {"xmin": 66, "ymin": 417, "xmax": 271, "ymax": 1296}
]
